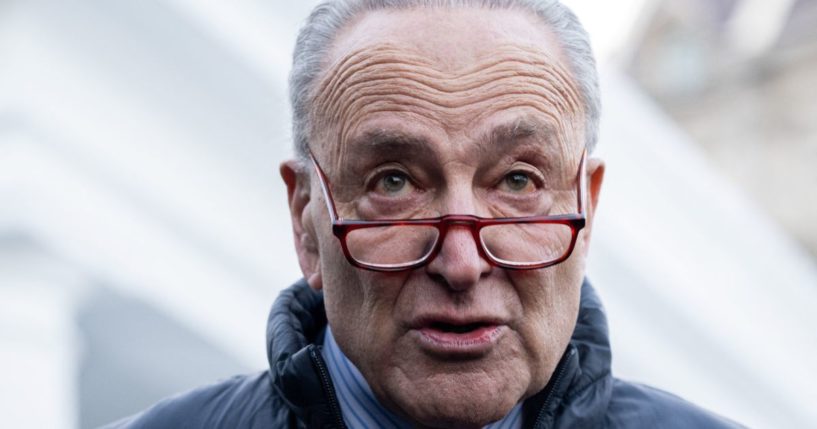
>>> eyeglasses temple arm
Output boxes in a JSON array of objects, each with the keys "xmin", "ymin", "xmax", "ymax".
[
  {"xmin": 308, "ymin": 151, "xmax": 340, "ymax": 222},
  {"xmin": 577, "ymin": 148, "xmax": 588, "ymax": 216}
]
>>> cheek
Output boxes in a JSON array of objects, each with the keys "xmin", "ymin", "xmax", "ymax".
[
  {"xmin": 321, "ymin": 247, "xmax": 409, "ymax": 369},
  {"xmin": 316, "ymin": 220, "xmax": 368, "ymax": 343},
  {"xmin": 514, "ymin": 257, "xmax": 582, "ymax": 321},
  {"xmin": 509, "ymin": 258, "xmax": 583, "ymax": 382},
  {"xmin": 320, "ymin": 240, "xmax": 368, "ymax": 334}
]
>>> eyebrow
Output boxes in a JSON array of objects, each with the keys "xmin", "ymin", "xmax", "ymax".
[
  {"xmin": 476, "ymin": 117, "xmax": 558, "ymax": 156},
  {"xmin": 346, "ymin": 129, "xmax": 433, "ymax": 160},
  {"xmin": 343, "ymin": 117, "xmax": 558, "ymax": 164}
]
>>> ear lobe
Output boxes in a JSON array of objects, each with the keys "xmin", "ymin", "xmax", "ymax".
[
  {"xmin": 306, "ymin": 271, "xmax": 323, "ymax": 290},
  {"xmin": 280, "ymin": 160, "xmax": 322, "ymax": 290}
]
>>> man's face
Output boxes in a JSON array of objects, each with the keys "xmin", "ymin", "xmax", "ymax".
[{"xmin": 284, "ymin": 7, "xmax": 604, "ymax": 428}]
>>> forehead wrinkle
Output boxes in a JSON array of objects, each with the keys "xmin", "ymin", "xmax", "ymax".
[
  {"xmin": 314, "ymin": 45, "xmax": 582, "ymax": 114},
  {"xmin": 322, "ymin": 42, "xmax": 571, "ymax": 80},
  {"xmin": 313, "ymin": 47, "xmax": 431, "ymax": 119},
  {"xmin": 317, "ymin": 43, "xmax": 554, "ymax": 97},
  {"xmin": 341, "ymin": 94, "xmax": 573, "ymax": 144},
  {"xmin": 328, "ymin": 72, "xmax": 581, "ymax": 147},
  {"xmin": 312, "ymin": 43, "xmax": 585, "ymax": 166},
  {"xmin": 324, "ymin": 70, "xmax": 578, "ymax": 122}
]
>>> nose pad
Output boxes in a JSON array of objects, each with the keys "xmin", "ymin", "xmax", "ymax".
[{"xmin": 426, "ymin": 224, "xmax": 492, "ymax": 291}]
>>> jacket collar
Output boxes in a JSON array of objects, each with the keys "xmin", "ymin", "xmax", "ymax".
[
  {"xmin": 266, "ymin": 279, "xmax": 344, "ymax": 428},
  {"xmin": 523, "ymin": 278, "xmax": 614, "ymax": 428},
  {"xmin": 267, "ymin": 278, "xmax": 613, "ymax": 429}
]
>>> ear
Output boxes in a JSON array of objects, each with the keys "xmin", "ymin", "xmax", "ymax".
[
  {"xmin": 280, "ymin": 159, "xmax": 323, "ymax": 290},
  {"xmin": 580, "ymin": 158, "xmax": 605, "ymax": 251}
]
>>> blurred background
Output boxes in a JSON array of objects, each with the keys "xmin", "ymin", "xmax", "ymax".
[{"xmin": 1, "ymin": 0, "xmax": 815, "ymax": 428}]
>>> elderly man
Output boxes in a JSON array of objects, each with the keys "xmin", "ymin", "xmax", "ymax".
[{"xmin": 105, "ymin": 1, "xmax": 743, "ymax": 428}]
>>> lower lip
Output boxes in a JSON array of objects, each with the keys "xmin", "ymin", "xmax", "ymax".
[{"xmin": 413, "ymin": 325, "xmax": 504, "ymax": 357}]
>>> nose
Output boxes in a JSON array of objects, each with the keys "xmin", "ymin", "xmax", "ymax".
[{"xmin": 425, "ymin": 224, "xmax": 492, "ymax": 291}]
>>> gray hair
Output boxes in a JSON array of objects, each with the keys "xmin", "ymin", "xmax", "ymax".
[{"xmin": 289, "ymin": 0, "xmax": 600, "ymax": 158}]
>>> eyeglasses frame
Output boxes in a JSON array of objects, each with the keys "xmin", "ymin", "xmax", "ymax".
[{"xmin": 308, "ymin": 148, "xmax": 588, "ymax": 272}]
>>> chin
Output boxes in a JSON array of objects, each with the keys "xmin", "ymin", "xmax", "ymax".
[
  {"xmin": 380, "ymin": 364, "xmax": 526, "ymax": 429},
  {"xmin": 400, "ymin": 392, "xmax": 516, "ymax": 429}
]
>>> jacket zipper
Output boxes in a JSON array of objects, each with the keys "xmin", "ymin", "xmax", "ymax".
[
  {"xmin": 532, "ymin": 347, "xmax": 577, "ymax": 429},
  {"xmin": 309, "ymin": 345, "xmax": 347, "ymax": 429}
]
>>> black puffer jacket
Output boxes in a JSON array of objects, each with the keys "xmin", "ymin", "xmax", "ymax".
[{"xmin": 103, "ymin": 279, "xmax": 744, "ymax": 428}]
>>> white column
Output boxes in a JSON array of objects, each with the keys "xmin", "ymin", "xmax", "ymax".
[{"xmin": 0, "ymin": 242, "xmax": 85, "ymax": 429}]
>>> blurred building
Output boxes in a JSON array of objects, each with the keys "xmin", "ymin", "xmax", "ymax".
[{"xmin": 628, "ymin": 0, "xmax": 817, "ymax": 258}]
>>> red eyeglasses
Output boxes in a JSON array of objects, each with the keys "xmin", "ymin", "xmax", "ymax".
[{"xmin": 309, "ymin": 149, "xmax": 587, "ymax": 272}]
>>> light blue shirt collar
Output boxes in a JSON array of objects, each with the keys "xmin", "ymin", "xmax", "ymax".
[{"xmin": 321, "ymin": 326, "xmax": 523, "ymax": 429}]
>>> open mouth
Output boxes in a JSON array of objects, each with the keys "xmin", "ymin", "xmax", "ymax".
[
  {"xmin": 430, "ymin": 321, "xmax": 488, "ymax": 334},
  {"xmin": 412, "ymin": 318, "xmax": 505, "ymax": 357}
]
